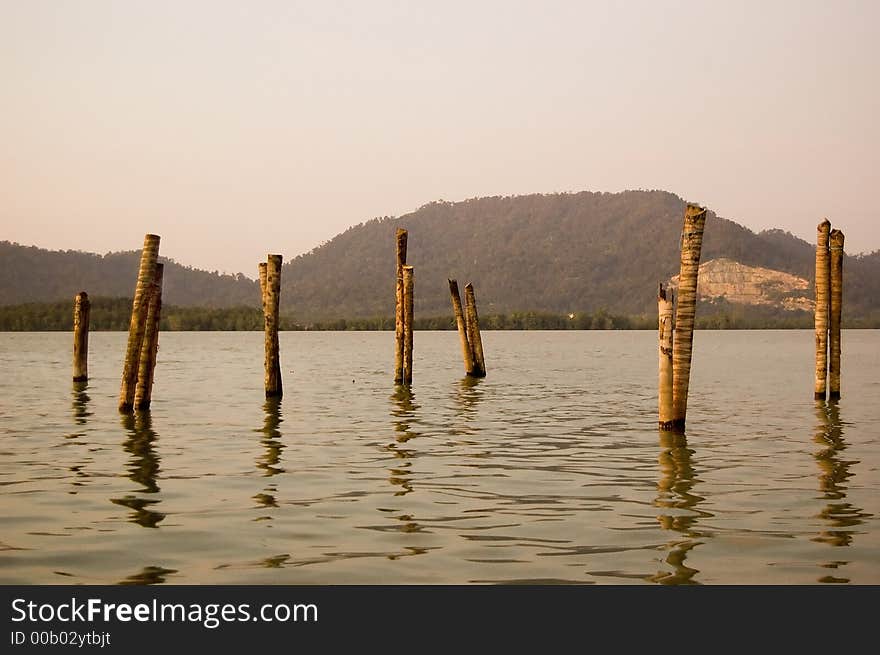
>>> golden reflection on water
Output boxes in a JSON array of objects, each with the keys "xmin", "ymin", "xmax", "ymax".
[
  {"xmin": 111, "ymin": 412, "xmax": 164, "ymax": 528},
  {"xmin": 254, "ymin": 398, "xmax": 285, "ymax": 517},
  {"xmin": 651, "ymin": 431, "xmax": 707, "ymax": 585},
  {"xmin": 812, "ymin": 401, "xmax": 871, "ymax": 583}
]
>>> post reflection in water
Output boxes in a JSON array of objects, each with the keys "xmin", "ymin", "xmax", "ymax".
[
  {"xmin": 651, "ymin": 430, "xmax": 709, "ymax": 585},
  {"xmin": 387, "ymin": 386, "xmax": 421, "ymax": 500},
  {"xmin": 71, "ymin": 380, "xmax": 92, "ymax": 426},
  {"xmin": 111, "ymin": 412, "xmax": 165, "ymax": 528},
  {"xmin": 254, "ymin": 397, "xmax": 285, "ymax": 517},
  {"xmin": 117, "ymin": 565, "xmax": 178, "ymax": 585},
  {"xmin": 67, "ymin": 381, "xmax": 93, "ymax": 492},
  {"xmin": 812, "ymin": 401, "xmax": 870, "ymax": 583},
  {"xmin": 454, "ymin": 376, "xmax": 484, "ymax": 423}
]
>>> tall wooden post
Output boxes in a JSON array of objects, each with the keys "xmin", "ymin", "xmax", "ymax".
[
  {"xmin": 135, "ymin": 263, "xmax": 164, "ymax": 410},
  {"xmin": 403, "ymin": 265, "xmax": 414, "ymax": 384},
  {"xmin": 72, "ymin": 291, "xmax": 91, "ymax": 382},
  {"xmin": 658, "ymin": 283, "xmax": 675, "ymax": 430},
  {"xmin": 258, "ymin": 262, "xmax": 268, "ymax": 314},
  {"xmin": 259, "ymin": 261, "xmax": 269, "ymax": 384},
  {"xmin": 814, "ymin": 219, "xmax": 831, "ymax": 400},
  {"xmin": 829, "ymin": 229, "xmax": 844, "ymax": 400},
  {"xmin": 119, "ymin": 234, "xmax": 160, "ymax": 412},
  {"xmin": 394, "ymin": 228, "xmax": 408, "ymax": 384},
  {"xmin": 264, "ymin": 254, "xmax": 283, "ymax": 398},
  {"xmin": 448, "ymin": 279, "xmax": 476, "ymax": 376},
  {"xmin": 464, "ymin": 283, "xmax": 486, "ymax": 377},
  {"xmin": 671, "ymin": 204, "xmax": 707, "ymax": 431}
]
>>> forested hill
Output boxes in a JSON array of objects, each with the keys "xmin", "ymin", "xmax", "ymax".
[
  {"xmin": 282, "ymin": 190, "xmax": 880, "ymax": 320},
  {"xmin": 0, "ymin": 243, "xmax": 259, "ymax": 307},
  {"xmin": 2, "ymin": 190, "xmax": 879, "ymax": 320}
]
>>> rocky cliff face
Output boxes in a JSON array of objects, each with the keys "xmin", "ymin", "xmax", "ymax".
[{"xmin": 669, "ymin": 258, "xmax": 813, "ymax": 312}]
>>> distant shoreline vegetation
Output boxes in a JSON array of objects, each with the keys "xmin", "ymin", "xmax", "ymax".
[{"xmin": 2, "ymin": 297, "xmax": 878, "ymax": 331}]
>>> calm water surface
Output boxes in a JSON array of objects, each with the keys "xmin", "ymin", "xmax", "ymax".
[{"xmin": 1, "ymin": 330, "xmax": 878, "ymax": 584}]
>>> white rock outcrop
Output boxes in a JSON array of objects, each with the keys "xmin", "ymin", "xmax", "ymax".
[{"xmin": 668, "ymin": 258, "xmax": 813, "ymax": 312}]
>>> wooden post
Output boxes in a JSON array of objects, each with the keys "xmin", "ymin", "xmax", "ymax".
[
  {"xmin": 72, "ymin": 291, "xmax": 90, "ymax": 382},
  {"xmin": 829, "ymin": 229, "xmax": 844, "ymax": 400},
  {"xmin": 814, "ymin": 219, "xmax": 831, "ymax": 400},
  {"xmin": 394, "ymin": 228, "xmax": 408, "ymax": 384},
  {"xmin": 134, "ymin": 263, "xmax": 164, "ymax": 410},
  {"xmin": 264, "ymin": 254, "xmax": 283, "ymax": 398},
  {"xmin": 671, "ymin": 204, "xmax": 707, "ymax": 431},
  {"xmin": 464, "ymin": 283, "xmax": 486, "ymax": 377},
  {"xmin": 403, "ymin": 265, "xmax": 414, "ymax": 384},
  {"xmin": 658, "ymin": 283, "xmax": 675, "ymax": 430},
  {"xmin": 119, "ymin": 234, "xmax": 160, "ymax": 412},
  {"xmin": 258, "ymin": 262, "xmax": 268, "ymax": 314},
  {"xmin": 448, "ymin": 279, "xmax": 476, "ymax": 376},
  {"xmin": 259, "ymin": 261, "xmax": 268, "ymax": 384}
]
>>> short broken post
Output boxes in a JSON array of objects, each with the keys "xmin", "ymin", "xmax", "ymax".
[
  {"xmin": 464, "ymin": 283, "xmax": 486, "ymax": 377},
  {"xmin": 829, "ymin": 229, "xmax": 844, "ymax": 400},
  {"xmin": 814, "ymin": 219, "xmax": 831, "ymax": 400},
  {"xmin": 135, "ymin": 263, "xmax": 164, "ymax": 410},
  {"xmin": 72, "ymin": 291, "xmax": 91, "ymax": 382},
  {"xmin": 264, "ymin": 254, "xmax": 283, "ymax": 398},
  {"xmin": 449, "ymin": 279, "xmax": 476, "ymax": 376},
  {"xmin": 394, "ymin": 228, "xmax": 408, "ymax": 384},
  {"xmin": 658, "ymin": 283, "xmax": 674, "ymax": 430},
  {"xmin": 670, "ymin": 204, "xmax": 707, "ymax": 432},
  {"xmin": 403, "ymin": 265, "xmax": 414, "ymax": 384},
  {"xmin": 119, "ymin": 234, "xmax": 161, "ymax": 413}
]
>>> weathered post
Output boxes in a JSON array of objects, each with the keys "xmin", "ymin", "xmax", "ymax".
[
  {"xmin": 448, "ymin": 279, "xmax": 476, "ymax": 376},
  {"xmin": 658, "ymin": 283, "xmax": 675, "ymax": 430},
  {"xmin": 464, "ymin": 283, "xmax": 486, "ymax": 377},
  {"xmin": 829, "ymin": 229, "xmax": 844, "ymax": 400},
  {"xmin": 72, "ymin": 291, "xmax": 91, "ymax": 382},
  {"xmin": 394, "ymin": 228, "xmax": 408, "ymax": 384},
  {"xmin": 403, "ymin": 265, "xmax": 414, "ymax": 384},
  {"xmin": 258, "ymin": 262, "xmax": 268, "ymax": 315},
  {"xmin": 814, "ymin": 219, "xmax": 831, "ymax": 400},
  {"xmin": 671, "ymin": 204, "xmax": 707, "ymax": 431},
  {"xmin": 119, "ymin": 234, "xmax": 160, "ymax": 412},
  {"xmin": 134, "ymin": 264, "xmax": 164, "ymax": 410},
  {"xmin": 264, "ymin": 254, "xmax": 283, "ymax": 398}
]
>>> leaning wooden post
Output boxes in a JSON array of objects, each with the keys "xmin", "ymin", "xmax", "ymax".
[
  {"xmin": 464, "ymin": 283, "xmax": 486, "ymax": 377},
  {"xmin": 394, "ymin": 228, "xmax": 408, "ymax": 384},
  {"xmin": 828, "ymin": 229, "xmax": 844, "ymax": 400},
  {"xmin": 814, "ymin": 219, "xmax": 831, "ymax": 400},
  {"xmin": 72, "ymin": 291, "xmax": 91, "ymax": 382},
  {"xmin": 119, "ymin": 234, "xmax": 160, "ymax": 412},
  {"xmin": 135, "ymin": 263, "xmax": 164, "ymax": 410},
  {"xmin": 403, "ymin": 265, "xmax": 414, "ymax": 384},
  {"xmin": 671, "ymin": 204, "xmax": 707, "ymax": 431},
  {"xmin": 448, "ymin": 279, "xmax": 476, "ymax": 376},
  {"xmin": 264, "ymin": 254, "xmax": 283, "ymax": 398},
  {"xmin": 658, "ymin": 283, "xmax": 675, "ymax": 430}
]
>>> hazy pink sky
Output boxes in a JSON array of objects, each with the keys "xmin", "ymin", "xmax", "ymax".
[{"xmin": 1, "ymin": 0, "xmax": 877, "ymax": 276}]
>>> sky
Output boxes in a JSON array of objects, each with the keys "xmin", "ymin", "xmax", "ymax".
[{"xmin": 1, "ymin": 0, "xmax": 877, "ymax": 277}]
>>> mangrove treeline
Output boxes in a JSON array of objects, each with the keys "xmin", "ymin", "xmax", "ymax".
[{"xmin": 3, "ymin": 296, "xmax": 876, "ymax": 331}]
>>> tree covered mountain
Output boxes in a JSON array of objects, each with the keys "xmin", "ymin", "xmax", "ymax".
[
  {"xmin": 2, "ymin": 190, "xmax": 878, "ymax": 323},
  {"xmin": 0, "ymin": 242, "xmax": 259, "ymax": 307},
  {"xmin": 281, "ymin": 190, "xmax": 879, "ymax": 321}
]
